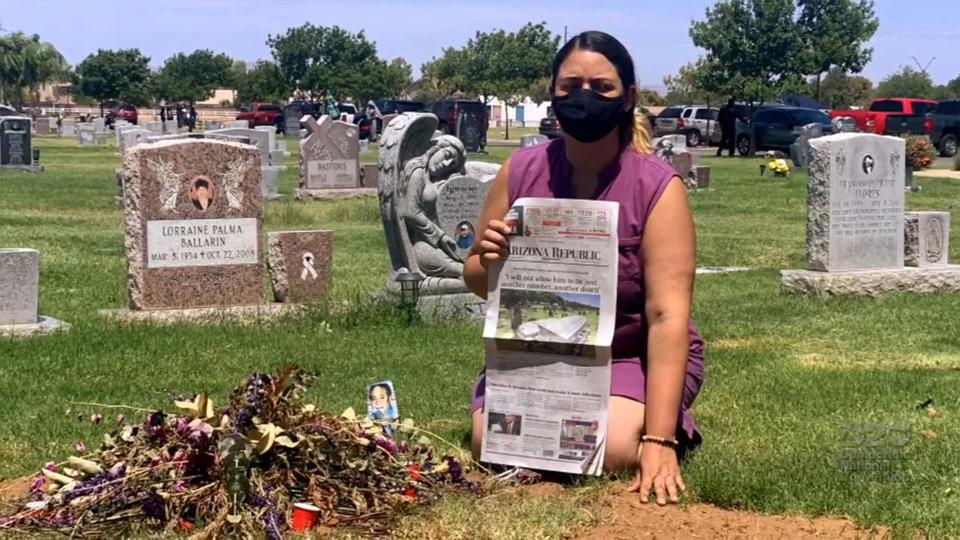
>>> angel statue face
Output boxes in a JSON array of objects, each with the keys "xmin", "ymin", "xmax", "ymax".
[{"xmin": 427, "ymin": 138, "xmax": 465, "ymax": 181}]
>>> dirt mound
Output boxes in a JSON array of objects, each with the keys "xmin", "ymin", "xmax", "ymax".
[{"xmin": 574, "ymin": 487, "xmax": 889, "ymax": 539}]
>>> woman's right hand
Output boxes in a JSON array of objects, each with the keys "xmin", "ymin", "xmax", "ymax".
[{"xmin": 476, "ymin": 219, "xmax": 512, "ymax": 269}]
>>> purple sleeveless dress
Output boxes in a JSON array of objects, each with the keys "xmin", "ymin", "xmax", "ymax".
[{"xmin": 471, "ymin": 138, "xmax": 705, "ymax": 446}]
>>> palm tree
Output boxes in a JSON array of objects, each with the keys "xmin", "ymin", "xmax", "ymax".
[{"xmin": 0, "ymin": 32, "xmax": 68, "ymax": 109}]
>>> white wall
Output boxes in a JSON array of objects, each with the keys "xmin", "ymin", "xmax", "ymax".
[{"xmin": 485, "ymin": 97, "xmax": 551, "ymax": 127}]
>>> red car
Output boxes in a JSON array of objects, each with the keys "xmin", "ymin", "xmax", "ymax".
[
  {"xmin": 830, "ymin": 98, "xmax": 937, "ymax": 135},
  {"xmin": 105, "ymin": 102, "xmax": 138, "ymax": 125},
  {"xmin": 236, "ymin": 102, "xmax": 283, "ymax": 128}
]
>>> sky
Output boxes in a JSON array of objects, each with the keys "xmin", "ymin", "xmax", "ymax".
[{"xmin": 1, "ymin": 0, "xmax": 957, "ymax": 90}]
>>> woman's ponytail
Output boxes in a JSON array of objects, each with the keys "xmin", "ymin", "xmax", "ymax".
[{"xmin": 630, "ymin": 111, "xmax": 654, "ymax": 155}]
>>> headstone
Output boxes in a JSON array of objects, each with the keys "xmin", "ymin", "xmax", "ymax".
[
  {"xmin": 299, "ymin": 115, "xmax": 360, "ymax": 189},
  {"xmin": 285, "ymin": 114, "xmax": 301, "ymax": 137},
  {"xmin": 654, "ymin": 135, "xmax": 687, "ymax": 154},
  {"xmin": 437, "ymin": 175, "xmax": 493, "ymax": 259},
  {"xmin": 904, "ymin": 212, "xmax": 949, "ymax": 267},
  {"xmin": 256, "ymin": 126, "xmax": 277, "ymax": 157},
  {"xmin": 120, "ymin": 128, "xmax": 151, "ymax": 154},
  {"xmin": 205, "ymin": 120, "xmax": 223, "ymax": 131},
  {"xmin": 0, "ymin": 248, "xmax": 38, "ymax": 325},
  {"xmin": 35, "ymin": 118, "xmax": 52, "ymax": 135},
  {"xmin": 520, "ymin": 134, "xmax": 549, "ymax": 148},
  {"xmin": 144, "ymin": 121, "xmax": 164, "ymax": 135},
  {"xmin": 77, "ymin": 123, "xmax": 96, "ymax": 146},
  {"xmin": 121, "ymin": 139, "xmax": 263, "ymax": 310},
  {"xmin": 146, "ymin": 132, "xmax": 248, "ymax": 144},
  {"xmin": 267, "ymin": 230, "xmax": 334, "ymax": 303},
  {"xmin": 225, "ymin": 120, "xmax": 249, "ymax": 129},
  {"xmin": 298, "ymin": 128, "xmax": 307, "ymax": 139},
  {"xmin": 261, "ymin": 165, "xmax": 282, "ymax": 201},
  {"xmin": 672, "ymin": 151, "xmax": 694, "ymax": 180},
  {"xmin": 93, "ymin": 117, "xmax": 106, "ymax": 133},
  {"xmin": 381, "ymin": 114, "xmax": 398, "ymax": 132},
  {"xmin": 806, "ymin": 133, "xmax": 905, "ymax": 271},
  {"xmin": 61, "ymin": 119, "xmax": 76, "ymax": 137},
  {"xmin": 208, "ymin": 128, "xmax": 271, "ymax": 166},
  {"xmin": 695, "ymin": 166, "xmax": 711, "ymax": 189},
  {"xmin": 360, "ymin": 163, "xmax": 378, "ymax": 188},
  {"xmin": 360, "ymin": 139, "xmax": 370, "ymax": 155},
  {"xmin": 163, "ymin": 120, "xmax": 177, "ymax": 134},
  {"xmin": 789, "ymin": 123, "xmax": 823, "ymax": 168},
  {"xmin": 270, "ymin": 150, "xmax": 285, "ymax": 167},
  {"xmin": 0, "ymin": 117, "xmax": 32, "ymax": 166},
  {"xmin": 275, "ymin": 140, "xmax": 288, "ymax": 154}
]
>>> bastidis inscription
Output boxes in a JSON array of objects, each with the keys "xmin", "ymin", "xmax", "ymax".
[
  {"xmin": 146, "ymin": 218, "xmax": 258, "ymax": 268},
  {"xmin": 306, "ymin": 159, "xmax": 357, "ymax": 188}
]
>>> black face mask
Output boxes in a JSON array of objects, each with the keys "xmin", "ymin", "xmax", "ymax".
[{"xmin": 552, "ymin": 88, "xmax": 627, "ymax": 143}]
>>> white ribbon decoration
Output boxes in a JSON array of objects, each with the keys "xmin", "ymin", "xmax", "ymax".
[{"xmin": 300, "ymin": 252, "xmax": 318, "ymax": 280}]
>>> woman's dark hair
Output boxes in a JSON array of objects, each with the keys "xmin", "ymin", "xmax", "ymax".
[
  {"xmin": 370, "ymin": 383, "xmax": 392, "ymax": 399},
  {"xmin": 195, "ymin": 178, "xmax": 209, "ymax": 189},
  {"xmin": 550, "ymin": 31, "xmax": 652, "ymax": 154}
]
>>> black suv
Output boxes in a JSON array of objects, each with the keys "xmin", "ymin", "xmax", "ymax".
[
  {"xmin": 428, "ymin": 99, "xmax": 488, "ymax": 152},
  {"xmin": 931, "ymin": 100, "xmax": 959, "ymax": 157},
  {"xmin": 356, "ymin": 100, "xmax": 425, "ymax": 140},
  {"xmin": 539, "ymin": 108, "xmax": 562, "ymax": 139},
  {"xmin": 737, "ymin": 106, "xmax": 832, "ymax": 155}
]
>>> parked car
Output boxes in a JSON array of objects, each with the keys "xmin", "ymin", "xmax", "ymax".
[
  {"xmin": 356, "ymin": 100, "xmax": 425, "ymax": 140},
  {"xmin": 0, "ymin": 104, "xmax": 20, "ymax": 116},
  {"xmin": 538, "ymin": 108, "xmax": 562, "ymax": 139},
  {"xmin": 654, "ymin": 105, "xmax": 720, "ymax": 146},
  {"xmin": 930, "ymin": 100, "xmax": 960, "ymax": 157},
  {"xmin": 830, "ymin": 98, "xmax": 937, "ymax": 135},
  {"xmin": 103, "ymin": 101, "xmax": 138, "ymax": 125},
  {"xmin": 737, "ymin": 106, "xmax": 833, "ymax": 156},
  {"xmin": 337, "ymin": 102, "xmax": 357, "ymax": 123},
  {"xmin": 428, "ymin": 98, "xmax": 488, "ymax": 151},
  {"xmin": 236, "ymin": 102, "xmax": 283, "ymax": 128}
]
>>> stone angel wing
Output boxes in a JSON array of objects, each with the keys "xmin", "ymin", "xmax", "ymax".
[
  {"xmin": 220, "ymin": 156, "xmax": 256, "ymax": 210},
  {"xmin": 377, "ymin": 113, "xmax": 439, "ymax": 277},
  {"xmin": 147, "ymin": 158, "xmax": 184, "ymax": 211}
]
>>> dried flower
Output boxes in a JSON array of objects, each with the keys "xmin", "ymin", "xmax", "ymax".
[
  {"xmin": 73, "ymin": 441, "xmax": 86, "ymax": 453},
  {"xmin": 43, "ymin": 462, "xmax": 58, "ymax": 472},
  {"xmin": 90, "ymin": 413, "xmax": 103, "ymax": 425},
  {"xmin": 116, "ymin": 414, "xmax": 125, "ymax": 425}
]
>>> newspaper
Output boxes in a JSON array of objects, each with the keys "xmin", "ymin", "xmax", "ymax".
[{"xmin": 481, "ymin": 197, "xmax": 619, "ymax": 475}]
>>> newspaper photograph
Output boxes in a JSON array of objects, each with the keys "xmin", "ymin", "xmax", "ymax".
[{"xmin": 481, "ymin": 197, "xmax": 619, "ymax": 475}]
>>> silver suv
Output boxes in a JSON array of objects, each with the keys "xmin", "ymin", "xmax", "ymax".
[{"xmin": 654, "ymin": 105, "xmax": 721, "ymax": 147}]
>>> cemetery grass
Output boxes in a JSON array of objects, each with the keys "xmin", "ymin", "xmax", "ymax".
[{"xmin": 1, "ymin": 139, "xmax": 959, "ymax": 536}]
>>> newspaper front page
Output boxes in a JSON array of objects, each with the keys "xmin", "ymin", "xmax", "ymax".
[{"xmin": 481, "ymin": 197, "xmax": 619, "ymax": 475}]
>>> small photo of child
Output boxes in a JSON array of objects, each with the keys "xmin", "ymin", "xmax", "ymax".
[{"xmin": 367, "ymin": 380, "xmax": 399, "ymax": 422}]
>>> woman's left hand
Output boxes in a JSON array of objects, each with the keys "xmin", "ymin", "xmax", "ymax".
[{"xmin": 627, "ymin": 442, "xmax": 686, "ymax": 505}]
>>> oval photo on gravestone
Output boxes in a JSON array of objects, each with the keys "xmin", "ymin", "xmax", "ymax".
[
  {"xmin": 862, "ymin": 155, "xmax": 874, "ymax": 175},
  {"xmin": 190, "ymin": 176, "xmax": 215, "ymax": 211}
]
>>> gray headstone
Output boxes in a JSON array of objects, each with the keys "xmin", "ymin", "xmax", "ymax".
[
  {"xmin": 672, "ymin": 151, "xmax": 694, "ymax": 180},
  {"xmin": 77, "ymin": 124, "xmax": 96, "ymax": 146},
  {"xmin": 204, "ymin": 120, "xmax": 223, "ymax": 131},
  {"xmin": 437, "ymin": 175, "xmax": 494, "ymax": 259},
  {"xmin": 224, "ymin": 120, "xmax": 249, "ymax": 129},
  {"xmin": 0, "ymin": 248, "xmax": 39, "ymax": 325},
  {"xmin": 1, "ymin": 117, "xmax": 33, "ymax": 166},
  {"xmin": 256, "ymin": 126, "xmax": 276, "ymax": 156},
  {"xmin": 93, "ymin": 117, "xmax": 106, "ymax": 133},
  {"xmin": 35, "ymin": 118, "xmax": 52, "ymax": 135},
  {"xmin": 208, "ymin": 128, "xmax": 271, "ymax": 166},
  {"xmin": 285, "ymin": 114, "xmax": 301, "ymax": 136},
  {"xmin": 144, "ymin": 121, "xmax": 164, "ymax": 134},
  {"xmin": 275, "ymin": 140, "xmax": 288, "ymax": 154},
  {"xmin": 270, "ymin": 149, "xmax": 285, "ymax": 166},
  {"xmin": 695, "ymin": 166, "xmax": 711, "ymax": 189},
  {"xmin": 61, "ymin": 120, "xmax": 76, "ymax": 137},
  {"xmin": 790, "ymin": 123, "xmax": 823, "ymax": 168},
  {"xmin": 261, "ymin": 165, "xmax": 282, "ymax": 200},
  {"xmin": 120, "ymin": 128, "xmax": 151, "ymax": 154},
  {"xmin": 122, "ymin": 139, "xmax": 263, "ymax": 310},
  {"xmin": 654, "ymin": 135, "xmax": 687, "ymax": 154},
  {"xmin": 905, "ymin": 212, "xmax": 950, "ymax": 267},
  {"xmin": 520, "ymin": 134, "xmax": 549, "ymax": 148},
  {"xmin": 299, "ymin": 115, "xmax": 360, "ymax": 189},
  {"xmin": 807, "ymin": 133, "xmax": 905, "ymax": 271}
]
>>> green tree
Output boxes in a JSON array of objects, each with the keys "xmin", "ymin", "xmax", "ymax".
[
  {"xmin": 815, "ymin": 66, "xmax": 873, "ymax": 108},
  {"xmin": 875, "ymin": 66, "xmax": 934, "ymax": 98},
  {"xmin": 637, "ymin": 89, "xmax": 666, "ymax": 107},
  {"xmin": 0, "ymin": 32, "xmax": 68, "ymax": 108},
  {"xmin": 73, "ymin": 48, "xmax": 152, "ymax": 113},
  {"xmin": 234, "ymin": 60, "xmax": 288, "ymax": 106},
  {"xmin": 267, "ymin": 23, "xmax": 395, "ymax": 102},
  {"xmin": 152, "ymin": 49, "xmax": 234, "ymax": 104},
  {"xmin": 424, "ymin": 22, "xmax": 558, "ymax": 138},
  {"xmin": 797, "ymin": 0, "xmax": 879, "ymax": 101},
  {"xmin": 930, "ymin": 76, "xmax": 960, "ymax": 101},
  {"xmin": 663, "ymin": 60, "xmax": 721, "ymax": 105}
]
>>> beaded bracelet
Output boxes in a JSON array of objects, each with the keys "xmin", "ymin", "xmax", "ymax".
[{"xmin": 641, "ymin": 435, "xmax": 679, "ymax": 448}]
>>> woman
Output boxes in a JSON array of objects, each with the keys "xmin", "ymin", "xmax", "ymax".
[{"xmin": 464, "ymin": 31, "xmax": 704, "ymax": 506}]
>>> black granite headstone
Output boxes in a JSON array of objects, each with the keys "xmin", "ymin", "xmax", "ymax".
[
  {"xmin": 456, "ymin": 110, "xmax": 483, "ymax": 153},
  {"xmin": 0, "ymin": 117, "xmax": 32, "ymax": 166}
]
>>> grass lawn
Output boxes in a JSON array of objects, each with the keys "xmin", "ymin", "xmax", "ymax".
[{"xmin": 1, "ymin": 135, "xmax": 959, "ymax": 536}]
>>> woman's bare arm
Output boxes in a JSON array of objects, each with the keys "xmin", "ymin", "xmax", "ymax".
[
  {"xmin": 641, "ymin": 178, "xmax": 696, "ymax": 440},
  {"xmin": 463, "ymin": 159, "xmax": 512, "ymax": 299}
]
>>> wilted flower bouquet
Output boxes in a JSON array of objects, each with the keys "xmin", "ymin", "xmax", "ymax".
[{"xmin": 0, "ymin": 368, "xmax": 475, "ymax": 538}]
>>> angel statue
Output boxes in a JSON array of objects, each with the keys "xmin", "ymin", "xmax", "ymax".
[{"xmin": 378, "ymin": 113, "xmax": 499, "ymax": 295}]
